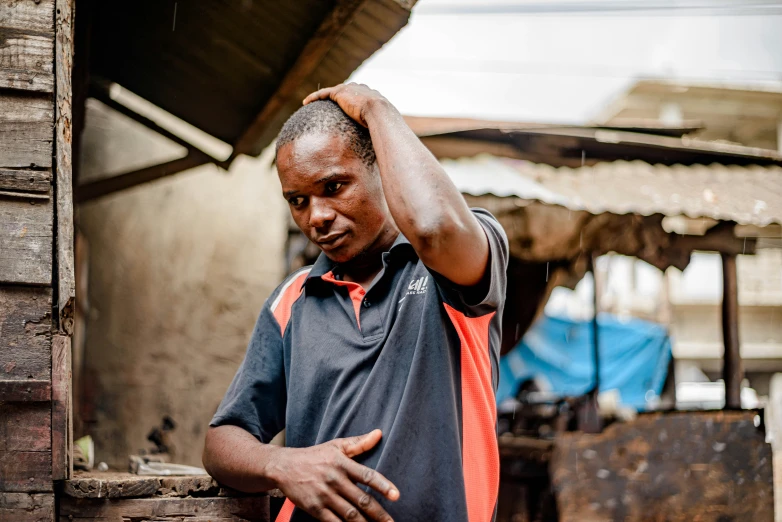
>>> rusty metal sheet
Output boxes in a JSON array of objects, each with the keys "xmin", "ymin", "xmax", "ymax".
[
  {"xmin": 442, "ymin": 156, "xmax": 782, "ymax": 228},
  {"xmin": 551, "ymin": 411, "xmax": 774, "ymax": 522}
]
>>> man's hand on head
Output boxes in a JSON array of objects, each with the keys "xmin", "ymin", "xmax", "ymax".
[
  {"xmin": 268, "ymin": 429, "xmax": 399, "ymax": 522},
  {"xmin": 304, "ymin": 83, "xmax": 490, "ymax": 288},
  {"xmin": 303, "ymin": 83, "xmax": 393, "ymax": 128}
]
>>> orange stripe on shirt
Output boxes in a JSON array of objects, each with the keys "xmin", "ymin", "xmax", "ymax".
[
  {"xmin": 271, "ymin": 270, "xmax": 310, "ymax": 335},
  {"xmin": 443, "ymin": 303, "xmax": 499, "ymax": 522},
  {"xmin": 275, "ymin": 498, "xmax": 296, "ymax": 522}
]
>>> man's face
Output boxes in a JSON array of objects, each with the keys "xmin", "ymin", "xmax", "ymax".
[{"xmin": 277, "ymin": 132, "xmax": 393, "ymax": 263}]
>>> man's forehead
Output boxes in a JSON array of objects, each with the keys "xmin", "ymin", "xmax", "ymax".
[
  {"xmin": 278, "ymin": 133, "xmax": 363, "ymax": 180},
  {"xmin": 280, "ymin": 132, "xmax": 350, "ymax": 163}
]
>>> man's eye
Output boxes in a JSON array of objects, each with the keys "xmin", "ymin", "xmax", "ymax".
[
  {"xmin": 289, "ymin": 196, "xmax": 305, "ymax": 206},
  {"xmin": 325, "ymin": 182, "xmax": 344, "ymax": 193}
]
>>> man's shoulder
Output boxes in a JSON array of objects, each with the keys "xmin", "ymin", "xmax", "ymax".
[{"xmin": 267, "ymin": 266, "xmax": 313, "ymax": 314}]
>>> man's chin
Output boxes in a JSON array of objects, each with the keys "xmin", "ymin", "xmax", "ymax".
[{"xmin": 320, "ymin": 244, "xmax": 357, "ymax": 264}]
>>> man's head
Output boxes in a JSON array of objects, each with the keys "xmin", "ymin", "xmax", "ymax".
[{"xmin": 276, "ymin": 100, "xmax": 397, "ymax": 264}]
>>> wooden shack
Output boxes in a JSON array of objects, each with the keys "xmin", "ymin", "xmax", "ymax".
[{"xmin": 0, "ymin": 1, "xmax": 415, "ymax": 520}]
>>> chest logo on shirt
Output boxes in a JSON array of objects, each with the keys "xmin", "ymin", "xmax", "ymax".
[{"xmin": 406, "ymin": 276, "xmax": 429, "ymax": 295}]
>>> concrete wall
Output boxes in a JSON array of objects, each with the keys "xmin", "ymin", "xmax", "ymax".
[{"xmin": 77, "ymin": 100, "xmax": 287, "ymax": 467}]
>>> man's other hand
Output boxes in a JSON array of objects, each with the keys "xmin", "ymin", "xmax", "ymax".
[
  {"xmin": 269, "ymin": 429, "xmax": 399, "ymax": 522},
  {"xmin": 303, "ymin": 83, "xmax": 390, "ymax": 128}
]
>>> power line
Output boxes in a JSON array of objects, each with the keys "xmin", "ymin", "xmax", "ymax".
[
  {"xmin": 366, "ymin": 57, "xmax": 782, "ymax": 83},
  {"xmin": 415, "ymin": 1, "xmax": 782, "ymax": 17}
]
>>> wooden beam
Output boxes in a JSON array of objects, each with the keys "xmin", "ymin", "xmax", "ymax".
[
  {"xmin": 60, "ymin": 496, "xmax": 270, "ymax": 521},
  {"xmin": 231, "ymin": 0, "xmax": 368, "ymax": 158},
  {"xmin": 55, "ymin": 0, "xmax": 76, "ymax": 335},
  {"xmin": 0, "ymin": 169, "xmax": 52, "ymax": 194},
  {"xmin": 578, "ymin": 253, "xmax": 602, "ymax": 434},
  {"xmin": 671, "ymin": 222, "xmax": 757, "ymax": 256},
  {"xmin": 74, "ymin": 152, "xmax": 211, "ymax": 203},
  {"xmin": 721, "ymin": 253, "xmax": 743, "ymax": 410},
  {"xmin": 89, "ymin": 81, "xmax": 231, "ymax": 170},
  {"xmin": 0, "ymin": 493, "xmax": 55, "ymax": 522},
  {"xmin": 0, "ymin": 380, "xmax": 52, "ymax": 402},
  {"xmin": 52, "ymin": 334, "xmax": 72, "ymax": 480}
]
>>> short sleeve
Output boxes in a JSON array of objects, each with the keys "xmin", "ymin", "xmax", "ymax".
[
  {"xmin": 428, "ymin": 208, "xmax": 509, "ymax": 314},
  {"xmin": 209, "ymin": 303, "xmax": 287, "ymax": 443}
]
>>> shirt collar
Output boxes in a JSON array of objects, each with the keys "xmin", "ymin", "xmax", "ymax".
[{"xmin": 305, "ymin": 232, "xmax": 415, "ymax": 283}]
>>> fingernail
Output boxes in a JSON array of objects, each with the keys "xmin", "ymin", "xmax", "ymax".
[{"xmin": 389, "ymin": 488, "xmax": 399, "ymax": 500}]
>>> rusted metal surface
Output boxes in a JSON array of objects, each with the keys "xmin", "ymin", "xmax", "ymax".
[
  {"xmin": 444, "ymin": 156, "xmax": 782, "ymax": 228},
  {"xmin": 498, "ymin": 436, "xmax": 557, "ymax": 522},
  {"xmin": 721, "ymin": 253, "xmax": 743, "ymax": 410},
  {"xmin": 551, "ymin": 411, "xmax": 774, "ymax": 522}
]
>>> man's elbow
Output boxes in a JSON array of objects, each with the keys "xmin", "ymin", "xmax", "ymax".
[
  {"xmin": 202, "ymin": 427, "xmax": 221, "ymax": 477},
  {"xmin": 408, "ymin": 217, "xmax": 465, "ymax": 256}
]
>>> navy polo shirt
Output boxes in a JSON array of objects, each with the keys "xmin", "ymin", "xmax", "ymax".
[{"xmin": 211, "ymin": 209, "xmax": 508, "ymax": 522}]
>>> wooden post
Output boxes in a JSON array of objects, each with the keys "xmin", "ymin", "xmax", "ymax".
[
  {"xmin": 590, "ymin": 254, "xmax": 601, "ymax": 396},
  {"xmin": 721, "ymin": 253, "xmax": 743, "ymax": 409},
  {"xmin": 578, "ymin": 253, "xmax": 602, "ymax": 434}
]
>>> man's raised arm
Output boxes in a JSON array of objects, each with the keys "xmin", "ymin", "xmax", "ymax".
[{"xmin": 303, "ymin": 84, "xmax": 489, "ymax": 287}]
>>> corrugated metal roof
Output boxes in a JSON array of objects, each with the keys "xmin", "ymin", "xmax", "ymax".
[
  {"xmin": 442, "ymin": 155, "xmax": 782, "ymax": 227},
  {"xmin": 411, "ymin": 116, "xmax": 782, "ymax": 167}
]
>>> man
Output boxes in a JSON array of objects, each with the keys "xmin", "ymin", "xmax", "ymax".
[{"xmin": 203, "ymin": 84, "xmax": 508, "ymax": 522}]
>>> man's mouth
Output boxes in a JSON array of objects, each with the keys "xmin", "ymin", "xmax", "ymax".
[{"xmin": 316, "ymin": 231, "xmax": 348, "ymax": 249}]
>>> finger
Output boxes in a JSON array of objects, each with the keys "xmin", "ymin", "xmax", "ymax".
[
  {"xmin": 303, "ymin": 85, "xmax": 344, "ymax": 105},
  {"xmin": 308, "ymin": 505, "xmax": 341, "ymax": 522},
  {"xmin": 343, "ymin": 460, "xmax": 400, "ymax": 502},
  {"xmin": 338, "ymin": 480, "xmax": 394, "ymax": 522},
  {"xmin": 341, "ymin": 429, "xmax": 382, "ymax": 458},
  {"xmin": 324, "ymin": 492, "xmax": 369, "ymax": 522}
]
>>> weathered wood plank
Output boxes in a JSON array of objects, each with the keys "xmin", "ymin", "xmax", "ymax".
[
  {"xmin": 64, "ymin": 475, "xmax": 162, "ymax": 500},
  {"xmin": 0, "ymin": 286, "xmax": 52, "ymax": 381},
  {"xmin": 64, "ymin": 473, "xmax": 219, "ymax": 499},
  {"xmin": 0, "ymin": 168, "xmax": 51, "ymax": 193},
  {"xmin": 0, "ymin": 0, "xmax": 56, "ymax": 35},
  {"xmin": 0, "ymin": 31, "xmax": 55, "ymax": 93},
  {"xmin": 0, "ymin": 492, "xmax": 54, "ymax": 522},
  {"xmin": 0, "ymin": 92, "xmax": 54, "ymax": 168},
  {"xmin": 60, "ymin": 497, "xmax": 270, "ymax": 521},
  {"xmin": 52, "ymin": 334, "xmax": 72, "ymax": 480},
  {"xmin": 54, "ymin": 0, "xmax": 75, "ymax": 333},
  {"xmin": 0, "ymin": 379, "xmax": 51, "ymax": 402},
  {"xmin": 0, "ymin": 196, "xmax": 53, "ymax": 285},
  {"xmin": 0, "ymin": 403, "xmax": 51, "ymax": 452},
  {"xmin": 0, "ymin": 404, "xmax": 52, "ymax": 493},
  {"xmin": 0, "ymin": 451, "xmax": 52, "ymax": 492}
]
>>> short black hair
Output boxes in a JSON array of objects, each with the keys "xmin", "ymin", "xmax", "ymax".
[{"xmin": 276, "ymin": 100, "xmax": 376, "ymax": 167}]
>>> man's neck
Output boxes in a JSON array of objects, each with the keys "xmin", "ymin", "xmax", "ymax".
[{"xmin": 339, "ymin": 228, "xmax": 399, "ymax": 289}]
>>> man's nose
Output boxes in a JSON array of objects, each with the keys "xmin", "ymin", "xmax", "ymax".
[{"xmin": 309, "ymin": 197, "xmax": 336, "ymax": 229}]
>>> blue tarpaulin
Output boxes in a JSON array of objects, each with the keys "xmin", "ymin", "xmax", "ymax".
[{"xmin": 497, "ymin": 314, "xmax": 672, "ymax": 411}]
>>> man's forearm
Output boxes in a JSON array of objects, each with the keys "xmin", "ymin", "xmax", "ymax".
[
  {"xmin": 202, "ymin": 425, "xmax": 282, "ymax": 493},
  {"xmin": 363, "ymin": 100, "xmax": 476, "ymax": 248},
  {"xmin": 363, "ymin": 99, "xmax": 488, "ymax": 285}
]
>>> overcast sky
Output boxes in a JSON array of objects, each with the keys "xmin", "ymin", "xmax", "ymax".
[{"xmin": 350, "ymin": 0, "xmax": 782, "ymax": 123}]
